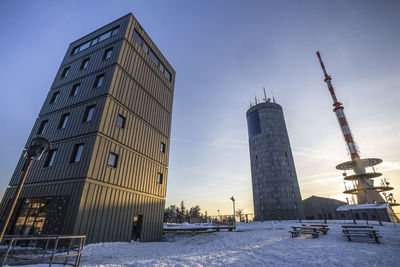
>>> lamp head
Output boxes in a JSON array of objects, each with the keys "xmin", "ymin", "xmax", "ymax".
[{"xmin": 26, "ymin": 137, "xmax": 50, "ymax": 159}]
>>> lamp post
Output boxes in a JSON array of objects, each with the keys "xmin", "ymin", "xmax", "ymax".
[
  {"xmin": 0, "ymin": 137, "xmax": 50, "ymax": 242},
  {"xmin": 230, "ymin": 196, "xmax": 235, "ymax": 229}
]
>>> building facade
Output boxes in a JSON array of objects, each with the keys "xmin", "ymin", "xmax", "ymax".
[
  {"xmin": 0, "ymin": 13, "xmax": 175, "ymax": 243},
  {"xmin": 247, "ymin": 101, "xmax": 303, "ymax": 221}
]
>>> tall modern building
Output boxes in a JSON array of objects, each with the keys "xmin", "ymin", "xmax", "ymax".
[
  {"xmin": 0, "ymin": 13, "xmax": 175, "ymax": 243},
  {"xmin": 246, "ymin": 99, "xmax": 303, "ymax": 221}
]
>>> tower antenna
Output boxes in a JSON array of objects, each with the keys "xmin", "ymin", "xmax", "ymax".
[
  {"xmin": 263, "ymin": 86, "xmax": 267, "ymax": 102},
  {"xmin": 316, "ymin": 51, "xmax": 359, "ymax": 161},
  {"xmin": 316, "ymin": 51, "xmax": 398, "ymax": 207}
]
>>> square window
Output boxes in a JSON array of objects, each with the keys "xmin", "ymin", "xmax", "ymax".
[
  {"xmin": 71, "ymin": 47, "xmax": 79, "ymax": 55},
  {"xmin": 116, "ymin": 114, "xmax": 126, "ymax": 128},
  {"xmin": 164, "ymin": 69, "xmax": 171, "ymax": 81},
  {"xmin": 111, "ymin": 27, "xmax": 119, "ymax": 36},
  {"xmin": 157, "ymin": 173, "xmax": 163, "ymax": 184},
  {"xmin": 49, "ymin": 91, "xmax": 60, "ymax": 104},
  {"xmin": 70, "ymin": 143, "xmax": 84, "ymax": 163},
  {"xmin": 70, "ymin": 83, "xmax": 80, "ymax": 97},
  {"xmin": 44, "ymin": 149, "xmax": 57, "ymax": 167},
  {"xmin": 80, "ymin": 58, "xmax": 90, "ymax": 70},
  {"xmin": 107, "ymin": 152, "xmax": 118, "ymax": 167},
  {"xmin": 93, "ymin": 74, "xmax": 105, "ymax": 88},
  {"xmin": 90, "ymin": 38, "xmax": 98, "ymax": 46},
  {"xmin": 160, "ymin": 142, "xmax": 166, "ymax": 153},
  {"xmin": 133, "ymin": 30, "xmax": 143, "ymax": 46},
  {"xmin": 37, "ymin": 120, "xmax": 48, "ymax": 135},
  {"xmin": 82, "ymin": 105, "xmax": 95, "ymax": 122},
  {"xmin": 103, "ymin": 47, "xmax": 113, "ymax": 60},
  {"xmin": 142, "ymin": 42, "xmax": 149, "ymax": 53},
  {"xmin": 99, "ymin": 31, "xmax": 111, "ymax": 42},
  {"xmin": 61, "ymin": 67, "xmax": 70, "ymax": 78},
  {"xmin": 57, "ymin": 113, "xmax": 70, "ymax": 129},
  {"xmin": 80, "ymin": 41, "xmax": 90, "ymax": 51},
  {"xmin": 149, "ymin": 50, "xmax": 159, "ymax": 66}
]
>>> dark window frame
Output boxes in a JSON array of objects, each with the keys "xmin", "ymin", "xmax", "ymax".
[
  {"xmin": 61, "ymin": 66, "xmax": 70, "ymax": 78},
  {"xmin": 116, "ymin": 114, "xmax": 126, "ymax": 129},
  {"xmin": 49, "ymin": 91, "xmax": 60, "ymax": 104},
  {"xmin": 70, "ymin": 83, "xmax": 81, "ymax": 97},
  {"xmin": 57, "ymin": 113, "xmax": 70, "ymax": 129},
  {"xmin": 103, "ymin": 47, "xmax": 113, "ymax": 60},
  {"xmin": 37, "ymin": 120, "xmax": 48, "ymax": 135},
  {"xmin": 107, "ymin": 152, "xmax": 118, "ymax": 168},
  {"xmin": 82, "ymin": 105, "xmax": 95, "ymax": 122},
  {"xmin": 157, "ymin": 173, "xmax": 163, "ymax": 184},
  {"xmin": 71, "ymin": 26, "xmax": 120, "ymax": 56},
  {"xmin": 43, "ymin": 149, "xmax": 57, "ymax": 167},
  {"xmin": 160, "ymin": 142, "xmax": 166, "ymax": 153},
  {"xmin": 133, "ymin": 30, "xmax": 143, "ymax": 46},
  {"xmin": 93, "ymin": 74, "xmax": 105, "ymax": 88},
  {"xmin": 70, "ymin": 143, "xmax": 84, "ymax": 163},
  {"xmin": 80, "ymin": 58, "xmax": 90, "ymax": 70}
]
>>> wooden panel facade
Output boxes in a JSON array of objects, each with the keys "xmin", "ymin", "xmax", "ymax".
[{"xmin": 0, "ymin": 13, "xmax": 174, "ymax": 243}]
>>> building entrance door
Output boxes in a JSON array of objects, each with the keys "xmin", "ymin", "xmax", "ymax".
[{"xmin": 131, "ymin": 215, "xmax": 143, "ymax": 241}]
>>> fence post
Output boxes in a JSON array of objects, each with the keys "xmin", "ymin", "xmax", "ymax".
[
  {"xmin": 75, "ymin": 237, "xmax": 85, "ymax": 267},
  {"xmin": 65, "ymin": 238, "xmax": 73, "ymax": 265},
  {"xmin": 43, "ymin": 239, "xmax": 50, "ymax": 257},
  {"xmin": 374, "ymin": 209, "xmax": 383, "ymax": 226},
  {"xmin": 50, "ymin": 237, "xmax": 59, "ymax": 267},
  {"xmin": 349, "ymin": 209, "xmax": 356, "ymax": 224},
  {"xmin": 2, "ymin": 238, "xmax": 15, "ymax": 266}
]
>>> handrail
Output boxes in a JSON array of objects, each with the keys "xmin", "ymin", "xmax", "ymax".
[{"xmin": 0, "ymin": 234, "xmax": 86, "ymax": 267}]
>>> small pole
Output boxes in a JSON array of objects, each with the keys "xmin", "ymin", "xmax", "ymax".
[
  {"xmin": 50, "ymin": 237, "xmax": 60, "ymax": 267},
  {"xmin": 374, "ymin": 209, "xmax": 383, "ymax": 226},
  {"xmin": 230, "ymin": 196, "xmax": 236, "ymax": 229},
  {"xmin": 349, "ymin": 209, "xmax": 357, "ymax": 224}
]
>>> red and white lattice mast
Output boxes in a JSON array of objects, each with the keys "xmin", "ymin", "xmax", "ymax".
[{"xmin": 316, "ymin": 51, "xmax": 397, "ymax": 205}]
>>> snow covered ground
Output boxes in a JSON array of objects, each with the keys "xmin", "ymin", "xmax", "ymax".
[{"xmin": 75, "ymin": 221, "xmax": 400, "ymax": 267}]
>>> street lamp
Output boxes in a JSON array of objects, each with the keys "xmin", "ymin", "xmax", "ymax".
[
  {"xmin": 230, "ymin": 196, "xmax": 235, "ymax": 228},
  {"xmin": 0, "ymin": 137, "xmax": 50, "ymax": 242}
]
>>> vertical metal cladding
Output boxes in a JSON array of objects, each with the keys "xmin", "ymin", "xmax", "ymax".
[
  {"xmin": 0, "ymin": 13, "xmax": 174, "ymax": 243},
  {"xmin": 246, "ymin": 102, "xmax": 303, "ymax": 221}
]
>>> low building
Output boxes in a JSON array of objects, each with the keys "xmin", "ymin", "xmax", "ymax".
[
  {"xmin": 336, "ymin": 203, "xmax": 399, "ymax": 222},
  {"xmin": 303, "ymin": 196, "xmax": 346, "ymax": 220}
]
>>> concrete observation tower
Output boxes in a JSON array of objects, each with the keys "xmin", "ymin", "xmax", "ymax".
[
  {"xmin": 246, "ymin": 92, "xmax": 303, "ymax": 221},
  {"xmin": 316, "ymin": 51, "xmax": 398, "ymax": 208}
]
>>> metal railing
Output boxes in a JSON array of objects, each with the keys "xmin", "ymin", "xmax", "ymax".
[{"xmin": 0, "ymin": 235, "xmax": 86, "ymax": 266}]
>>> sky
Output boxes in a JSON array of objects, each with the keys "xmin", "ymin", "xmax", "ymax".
[{"xmin": 0, "ymin": 0, "xmax": 399, "ymax": 216}]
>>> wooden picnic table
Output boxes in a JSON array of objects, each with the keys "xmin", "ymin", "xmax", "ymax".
[
  {"xmin": 301, "ymin": 224, "xmax": 330, "ymax": 234},
  {"xmin": 342, "ymin": 227, "xmax": 381, "ymax": 243},
  {"xmin": 289, "ymin": 226, "xmax": 320, "ymax": 238}
]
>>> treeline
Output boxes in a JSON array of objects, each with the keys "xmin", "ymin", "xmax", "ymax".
[{"xmin": 164, "ymin": 201, "xmax": 208, "ymax": 223}]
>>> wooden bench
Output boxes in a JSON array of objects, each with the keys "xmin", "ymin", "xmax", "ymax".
[
  {"xmin": 342, "ymin": 225, "xmax": 373, "ymax": 229},
  {"xmin": 341, "ymin": 226, "xmax": 381, "ymax": 244}
]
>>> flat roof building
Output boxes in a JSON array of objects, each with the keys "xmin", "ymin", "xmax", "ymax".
[{"xmin": 0, "ymin": 13, "xmax": 175, "ymax": 243}]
